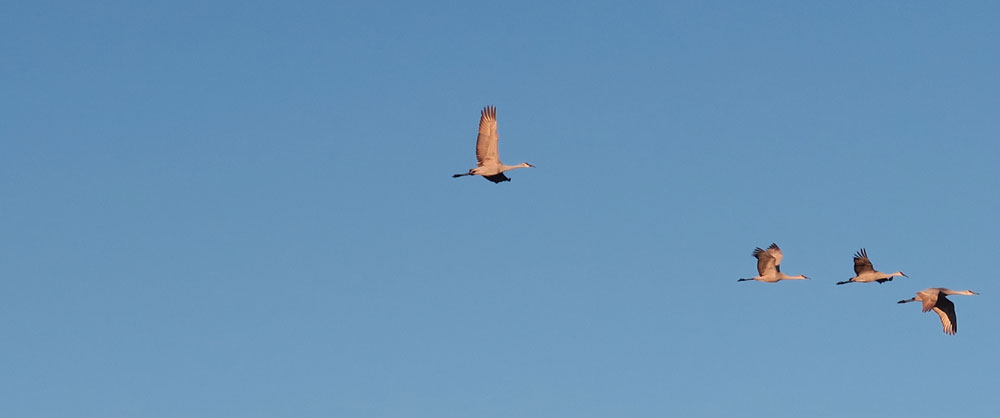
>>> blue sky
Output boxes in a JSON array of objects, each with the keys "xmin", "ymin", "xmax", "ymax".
[{"xmin": 3, "ymin": 1, "xmax": 999, "ymax": 416}]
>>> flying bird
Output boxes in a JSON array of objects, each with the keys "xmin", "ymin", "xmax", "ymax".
[
  {"xmin": 836, "ymin": 248, "xmax": 907, "ymax": 285},
  {"xmin": 452, "ymin": 105, "xmax": 534, "ymax": 183},
  {"xmin": 738, "ymin": 243, "xmax": 809, "ymax": 283},
  {"xmin": 897, "ymin": 288, "xmax": 979, "ymax": 335}
]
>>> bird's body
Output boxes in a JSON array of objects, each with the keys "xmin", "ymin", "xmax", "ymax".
[
  {"xmin": 836, "ymin": 248, "xmax": 907, "ymax": 285},
  {"xmin": 452, "ymin": 106, "xmax": 534, "ymax": 183},
  {"xmin": 898, "ymin": 288, "xmax": 979, "ymax": 335},
  {"xmin": 738, "ymin": 243, "xmax": 809, "ymax": 283}
]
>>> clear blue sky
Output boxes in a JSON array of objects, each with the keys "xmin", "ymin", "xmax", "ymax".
[{"xmin": 3, "ymin": 1, "xmax": 999, "ymax": 416}]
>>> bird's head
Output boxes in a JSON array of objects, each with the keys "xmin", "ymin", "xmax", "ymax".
[
  {"xmin": 968, "ymin": 290, "xmax": 980, "ymax": 295},
  {"xmin": 523, "ymin": 162, "xmax": 535, "ymax": 168},
  {"xmin": 896, "ymin": 271, "xmax": 909, "ymax": 277}
]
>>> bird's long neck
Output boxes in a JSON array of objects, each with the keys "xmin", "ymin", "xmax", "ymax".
[
  {"xmin": 889, "ymin": 272, "xmax": 905, "ymax": 278},
  {"xmin": 945, "ymin": 290, "xmax": 977, "ymax": 296},
  {"xmin": 501, "ymin": 162, "xmax": 531, "ymax": 171},
  {"xmin": 780, "ymin": 273, "xmax": 807, "ymax": 280}
]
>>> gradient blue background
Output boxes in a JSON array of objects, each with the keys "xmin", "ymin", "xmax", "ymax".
[{"xmin": 3, "ymin": 1, "xmax": 998, "ymax": 416}]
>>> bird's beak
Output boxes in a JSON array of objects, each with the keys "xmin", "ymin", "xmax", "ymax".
[
  {"xmin": 901, "ymin": 273, "xmax": 909, "ymax": 277},
  {"xmin": 972, "ymin": 291, "xmax": 980, "ymax": 295},
  {"xmin": 527, "ymin": 163, "xmax": 536, "ymax": 168}
]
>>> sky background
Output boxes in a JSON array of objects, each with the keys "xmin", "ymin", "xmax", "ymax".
[{"xmin": 3, "ymin": 1, "xmax": 999, "ymax": 417}]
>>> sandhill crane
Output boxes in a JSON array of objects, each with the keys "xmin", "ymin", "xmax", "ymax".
[
  {"xmin": 452, "ymin": 106, "xmax": 534, "ymax": 183},
  {"xmin": 737, "ymin": 243, "xmax": 809, "ymax": 283},
  {"xmin": 836, "ymin": 248, "xmax": 907, "ymax": 285},
  {"xmin": 898, "ymin": 288, "xmax": 979, "ymax": 335}
]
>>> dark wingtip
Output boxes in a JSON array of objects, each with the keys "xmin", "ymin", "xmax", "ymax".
[{"xmin": 482, "ymin": 105, "xmax": 496, "ymax": 119}]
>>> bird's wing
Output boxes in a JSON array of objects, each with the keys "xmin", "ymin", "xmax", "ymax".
[
  {"xmin": 932, "ymin": 295, "xmax": 957, "ymax": 335},
  {"xmin": 766, "ymin": 243, "xmax": 783, "ymax": 272},
  {"xmin": 853, "ymin": 248, "xmax": 874, "ymax": 275},
  {"xmin": 475, "ymin": 106, "xmax": 500, "ymax": 167},
  {"xmin": 482, "ymin": 173, "xmax": 510, "ymax": 183},
  {"xmin": 753, "ymin": 247, "xmax": 777, "ymax": 276},
  {"xmin": 919, "ymin": 290, "xmax": 938, "ymax": 313}
]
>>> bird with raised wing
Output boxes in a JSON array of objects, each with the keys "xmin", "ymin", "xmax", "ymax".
[
  {"xmin": 452, "ymin": 105, "xmax": 534, "ymax": 183},
  {"xmin": 836, "ymin": 248, "xmax": 907, "ymax": 285},
  {"xmin": 738, "ymin": 243, "xmax": 809, "ymax": 283},
  {"xmin": 897, "ymin": 288, "xmax": 979, "ymax": 335}
]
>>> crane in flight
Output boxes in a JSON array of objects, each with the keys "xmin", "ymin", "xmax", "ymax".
[
  {"xmin": 452, "ymin": 106, "xmax": 534, "ymax": 183},
  {"xmin": 738, "ymin": 243, "xmax": 809, "ymax": 283},
  {"xmin": 836, "ymin": 248, "xmax": 907, "ymax": 285},
  {"xmin": 898, "ymin": 288, "xmax": 979, "ymax": 335}
]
